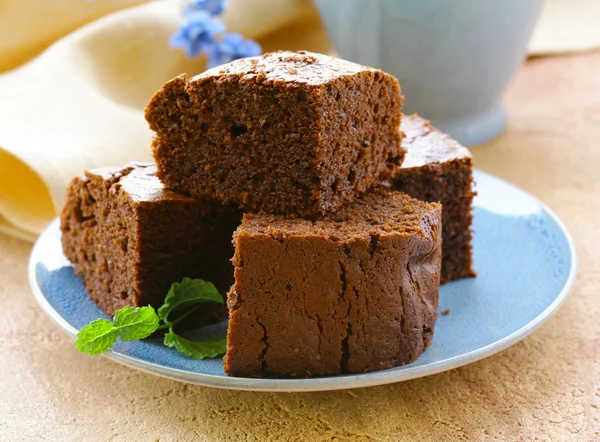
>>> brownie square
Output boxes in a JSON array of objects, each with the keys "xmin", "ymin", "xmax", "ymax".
[
  {"xmin": 390, "ymin": 114, "xmax": 476, "ymax": 283},
  {"xmin": 145, "ymin": 51, "xmax": 404, "ymax": 218},
  {"xmin": 60, "ymin": 162, "xmax": 242, "ymax": 319},
  {"xmin": 224, "ymin": 190, "xmax": 442, "ymax": 378}
]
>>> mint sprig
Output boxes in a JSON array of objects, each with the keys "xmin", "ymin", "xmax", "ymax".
[
  {"xmin": 76, "ymin": 318, "xmax": 118, "ymax": 355},
  {"xmin": 114, "ymin": 306, "xmax": 160, "ymax": 342},
  {"xmin": 76, "ymin": 278, "xmax": 226, "ymax": 360},
  {"xmin": 158, "ymin": 277, "xmax": 223, "ymax": 322},
  {"xmin": 164, "ymin": 330, "xmax": 227, "ymax": 359}
]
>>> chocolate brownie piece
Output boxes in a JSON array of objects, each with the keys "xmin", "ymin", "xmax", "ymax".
[
  {"xmin": 390, "ymin": 114, "xmax": 475, "ymax": 283},
  {"xmin": 224, "ymin": 190, "xmax": 442, "ymax": 378},
  {"xmin": 145, "ymin": 50, "xmax": 404, "ymax": 218},
  {"xmin": 60, "ymin": 162, "xmax": 242, "ymax": 319}
]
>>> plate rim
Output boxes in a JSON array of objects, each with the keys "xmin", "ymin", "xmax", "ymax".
[{"xmin": 28, "ymin": 169, "xmax": 578, "ymax": 392}]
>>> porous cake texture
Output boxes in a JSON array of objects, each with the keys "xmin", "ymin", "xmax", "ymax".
[
  {"xmin": 391, "ymin": 114, "xmax": 475, "ymax": 283},
  {"xmin": 60, "ymin": 162, "xmax": 241, "ymax": 320},
  {"xmin": 145, "ymin": 51, "xmax": 404, "ymax": 218}
]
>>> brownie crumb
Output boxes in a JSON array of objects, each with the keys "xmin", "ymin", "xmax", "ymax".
[
  {"xmin": 390, "ymin": 114, "xmax": 476, "ymax": 283},
  {"xmin": 61, "ymin": 162, "xmax": 242, "ymax": 322},
  {"xmin": 145, "ymin": 51, "xmax": 405, "ymax": 218},
  {"xmin": 224, "ymin": 190, "xmax": 442, "ymax": 378}
]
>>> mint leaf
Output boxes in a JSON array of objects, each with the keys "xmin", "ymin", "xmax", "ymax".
[
  {"xmin": 75, "ymin": 277, "xmax": 226, "ymax": 359},
  {"xmin": 163, "ymin": 330, "xmax": 227, "ymax": 359},
  {"xmin": 76, "ymin": 319, "xmax": 118, "ymax": 356},
  {"xmin": 157, "ymin": 277, "xmax": 223, "ymax": 323},
  {"xmin": 113, "ymin": 306, "xmax": 160, "ymax": 342}
]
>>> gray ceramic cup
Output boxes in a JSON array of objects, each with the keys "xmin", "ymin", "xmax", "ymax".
[{"xmin": 314, "ymin": 0, "xmax": 544, "ymax": 146}]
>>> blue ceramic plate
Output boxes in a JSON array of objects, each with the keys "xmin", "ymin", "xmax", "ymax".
[{"xmin": 29, "ymin": 170, "xmax": 577, "ymax": 392}]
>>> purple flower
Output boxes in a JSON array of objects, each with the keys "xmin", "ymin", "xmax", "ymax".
[
  {"xmin": 170, "ymin": 10, "xmax": 226, "ymax": 58},
  {"xmin": 206, "ymin": 33, "xmax": 262, "ymax": 68},
  {"xmin": 170, "ymin": 0, "xmax": 261, "ymax": 61},
  {"xmin": 184, "ymin": 0, "xmax": 228, "ymax": 16}
]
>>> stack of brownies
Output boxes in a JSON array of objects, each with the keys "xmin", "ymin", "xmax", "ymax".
[{"xmin": 61, "ymin": 51, "xmax": 475, "ymax": 378}]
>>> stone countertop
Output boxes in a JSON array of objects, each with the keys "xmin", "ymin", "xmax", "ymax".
[{"xmin": 2, "ymin": 52, "xmax": 599, "ymax": 441}]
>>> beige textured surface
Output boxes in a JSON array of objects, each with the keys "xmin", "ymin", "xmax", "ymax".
[{"xmin": 2, "ymin": 52, "xmax": 600, "ymax": 441}]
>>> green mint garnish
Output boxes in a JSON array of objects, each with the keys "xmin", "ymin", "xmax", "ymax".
[
  {"xmin": 75, "ymin": 278, "xmax": 226, "ymax": 360},
  {"xmin": 76, "ymin": 307, "xmax": 159, "ymax": 356},
  {"xmin": 164, "ymin": 330, "xmax": 227, "ymax": 359},
  {"xmin": 158, "ymin": 277, "xmax": 223, "ymax": 323},
  {"xmin": 113, "ymin": 306, "xmax": 160, "ymax": 342},
  {"xmin": 76, "ymin": 318, "xmax": 118, "ymax": 356}
]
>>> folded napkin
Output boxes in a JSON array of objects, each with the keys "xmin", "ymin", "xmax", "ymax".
[
  {"xmin": 0, "ymin": 0, "xmax": 149, "ymax": 74},
  {"xmin": 0, "ymin": 0, "xmax": 330, "ymax": 241}
]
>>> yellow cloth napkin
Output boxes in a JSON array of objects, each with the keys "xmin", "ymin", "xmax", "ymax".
[
  {"xmin": 0, "ymin": 0, "xmax": 149, "ymax": 73},
  {"xmin": 0, "ymin": 0, "xmax": 330, "ymax": 241}
]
